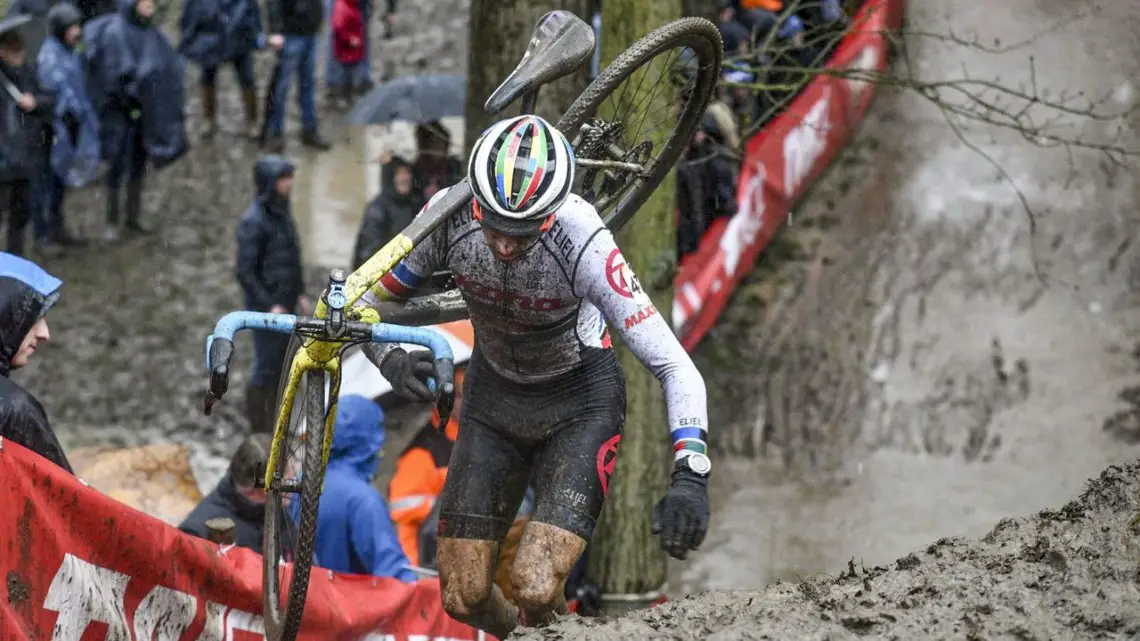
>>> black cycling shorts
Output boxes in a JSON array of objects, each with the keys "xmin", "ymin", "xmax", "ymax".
[{"xmin": 437, "ymin": 347, "xmax": 626, "ymax": 543}]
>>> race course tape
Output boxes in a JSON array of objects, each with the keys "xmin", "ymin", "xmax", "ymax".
[{"xmin": 0, "ymin": 437, "xmax": 492, "ymax": 641}]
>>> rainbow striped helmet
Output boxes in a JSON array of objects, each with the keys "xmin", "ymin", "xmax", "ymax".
[{"xmin": 467, "ymin": 115, "xmax": 576, "ymax": 235}]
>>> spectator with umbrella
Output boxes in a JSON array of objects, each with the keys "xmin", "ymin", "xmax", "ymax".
[
  {"xmin": 346, "ymin": 73, "xmax": 464, "ymax": 200},
  {"xmin": 83, "ymin": 0, "xmax": 187, "ymax": 242},
  {"xmin": 0, "ymin": 15, "xmax": 54, "ymax": 257}
]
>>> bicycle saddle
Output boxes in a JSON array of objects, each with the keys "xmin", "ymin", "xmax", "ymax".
[{"xmin": 484, "ymin": 10, "xmax": 596, "ymax": 115}]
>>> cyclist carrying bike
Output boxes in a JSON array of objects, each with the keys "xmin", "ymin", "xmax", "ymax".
[{"xmin": 363, "ymin": 114, "xmax": 711, "ymax": 638}]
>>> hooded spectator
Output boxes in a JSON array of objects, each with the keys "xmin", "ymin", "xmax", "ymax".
[
  {"xmin": 351, "ymin": 156, "xmax": 422, "ymax": 270},
  {"xmin": 83, "ymin": 0, "xmax": 188, "ymax": 241},
  {"xmin": 0, "ymin": 252, "xmax": 70, "ymax": 472},
  {"xmin": 0, "ymin": 27, "xmax": 54, "ymax": 256},
  {"xmin": 235, "ymin": 155, "xmax": 309, "ymax": 434},
  {"xmin": 412, "ymin": 121, "xmax": 461, "ymax": 202},
  {"xmin": 179, "ymin": 433, "xmax": 271, "ymax": 552},
  {"xmin": 262, "ymin": 0, "xmax": 333, "ymax": 152},
  {"xmin": 178, "ymin": 0, "xmax": 264, "ymax": 139},
  {"xmin": 35, "ymin": 2, "xmax": 98, "ymax": 253},
  {"xmin": 313, "ymin": 394, "xmax": 416, "ymax": 581}
]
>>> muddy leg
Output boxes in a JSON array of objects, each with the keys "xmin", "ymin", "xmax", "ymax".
[
  {"xmin": 437, "ymin": 537, "xmax": 519, "ymax": 639},
  {"xmin": 511, "ymin": 521, "xmax": 586, "ymax": 628}
]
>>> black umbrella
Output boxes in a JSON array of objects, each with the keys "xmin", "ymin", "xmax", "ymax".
[
  {"xmin": 0, "ymin": 14, "xmax": 32, "ymax": 37},
  {"xmin": 0, "ymin": 14, "xmax": 47, "ymax": 72},
  {"xmin": 347, "ymin": 73, "xmax": 465, "ymax": 126}
]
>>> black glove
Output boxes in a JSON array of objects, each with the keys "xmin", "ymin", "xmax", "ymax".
[
  {"xmin": 378, "ymin": 347, "xmax": 435, "ymax": 402},
  {"xmin": 651, "ymin": 461, "xmax": 710, "ymax": 560}
]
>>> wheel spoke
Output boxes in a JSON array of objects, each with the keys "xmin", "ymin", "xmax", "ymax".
[{"xmin": 560, "ymin": 19, "xmax": 722, "ymax": 233}]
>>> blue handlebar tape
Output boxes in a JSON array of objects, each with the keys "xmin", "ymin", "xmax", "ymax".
[
  {"xmin": 205, "ymin": 312, "xmax": 454, "ymax": 372},
  {"xmin": 206, "ymin": 311, "xmax": 298, "ymax": 371},
  {"xmin": 370, "ymin": 323, "xmax": 454, "ymax": 361}
]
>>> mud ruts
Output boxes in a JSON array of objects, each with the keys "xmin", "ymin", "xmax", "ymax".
[{"xmin": 513, "ymin": 460, "xmax": 1140, "ymax": 640}]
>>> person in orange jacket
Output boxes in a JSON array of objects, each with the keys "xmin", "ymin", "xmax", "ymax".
[{"xmin": 388, "ymin": 366, "xmax": 464, "ymax": 566}]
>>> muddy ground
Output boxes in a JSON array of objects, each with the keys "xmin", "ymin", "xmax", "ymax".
[{"xmin": 515, "ymin": 460, "xmax": 1140, "ymax": 640}]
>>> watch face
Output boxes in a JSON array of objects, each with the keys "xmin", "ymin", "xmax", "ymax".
[{"xmin": 685, "ymin": 452, "xmax": 712, "ymax": 475}]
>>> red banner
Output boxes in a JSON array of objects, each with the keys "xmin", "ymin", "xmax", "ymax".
[
  {"xmin": 673, "ymin": 0, "xmax": 907, "ymax": 350},
  {"xmin": 0, "ymin": 438, "xmax": 491, "ymax": 641}
]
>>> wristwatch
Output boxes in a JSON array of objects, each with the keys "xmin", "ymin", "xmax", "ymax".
[{"xmin": 679, "ymin": 452, "xmax": 712, "ymax": 477}]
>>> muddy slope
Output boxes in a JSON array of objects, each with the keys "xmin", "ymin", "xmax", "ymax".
[
  {"xmin": 515, "ymin": 461, "xmax": 1140, "ymax": 640},
  {"xmin": 679, "ymin": 0, "xmax": 1140, "ymax": 594}
]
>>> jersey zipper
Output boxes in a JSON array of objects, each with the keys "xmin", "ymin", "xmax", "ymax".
[{"xmin": 501, "ymin": 261, "xmax": 519, "ymax": 371}]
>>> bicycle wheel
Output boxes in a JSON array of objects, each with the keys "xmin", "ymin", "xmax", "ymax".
[
  {"xmin": 558, "ymin": 17, "xmax": 722, "ymax": 233},
  {"xmin": 262, "ymin": 336, "xmax": 329, "ymax": 641}
]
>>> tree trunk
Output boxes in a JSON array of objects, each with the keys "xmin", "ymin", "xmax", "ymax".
[
  {"xmin": 585, "ymin": 0, "xmax": 682, "ymax": 614},
  {"xmin": 464, "ymin": 0, "xmax": 591, "ymax": 156}
]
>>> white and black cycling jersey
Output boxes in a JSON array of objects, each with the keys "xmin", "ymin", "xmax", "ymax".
[{"xmin": 365, "ymin": 187, "xmax": 709, "ymax": 441}]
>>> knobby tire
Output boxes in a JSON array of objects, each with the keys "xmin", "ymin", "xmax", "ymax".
[
  {"xmin": 263, "ymin": 336, "xmax": 328, "ymax": 641},
  {"xmin": 558, "ymin": 17, "xmax": 723, "ymax": 233}
]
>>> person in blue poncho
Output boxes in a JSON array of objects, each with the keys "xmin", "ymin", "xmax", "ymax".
[
  {"xmin": 82, "ymin": 0, "xmax": 187, "ymax": 241},
  {"xmin": 312, "ymin": 394, "xmax": 417, "ymax": 582},
  {"xmin": 35, "ymin": 2, "xmax": 100, "ymax": 253}
]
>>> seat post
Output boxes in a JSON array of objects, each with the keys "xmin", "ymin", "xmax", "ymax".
[{"xmin": 520, "ymin": 89, "xmax": 539, "ymax": 114}]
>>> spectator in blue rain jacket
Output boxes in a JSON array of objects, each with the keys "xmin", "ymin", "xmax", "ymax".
[
  {"xmin": 313, "ymin": 394, "xmax": 417, "ymax": 582},
  {"xmin": 35, "ymin": 2, "xmax": 100, "ymax": 253}
]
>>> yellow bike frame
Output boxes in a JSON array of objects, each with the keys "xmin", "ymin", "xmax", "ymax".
[{"xmin": 261, "ymin": 234, "xmax": 415, "ymax": 492}]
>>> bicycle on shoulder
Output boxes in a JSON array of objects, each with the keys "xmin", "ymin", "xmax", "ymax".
[{"xmin": 202, "ymin": 9, "xmax": 722, "ymax": 641}]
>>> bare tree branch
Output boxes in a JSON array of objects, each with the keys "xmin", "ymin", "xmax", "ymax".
[{"xmin": 709, "ymin": 0, "xmax": 1137, "ymax": 289}]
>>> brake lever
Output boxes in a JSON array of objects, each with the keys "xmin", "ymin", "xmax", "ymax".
[
  {"xmin": 432, "ymin": 357, "xmax": 455, "ymax": 429},
  {"xmin": 204, "ymin": 390, "xmax": 220, "ymax": 416},
  {"xmin": 434, "ymin": 383, "xmax": 455, "ymax": 430}
]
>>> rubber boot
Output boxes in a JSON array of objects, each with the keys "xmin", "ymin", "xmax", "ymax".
[
  {"xmin": 124, "ymin": 179, "xmax": 151, "ymax": 235},
  {"xmin": 241, "ymin": 87, "xmax": 259, "ymax": 140},
  {"xmin": 103, "ymin": 187, "xmax": 121, "ymax": 242},
  {"xmin": 201, "ymin": 84, "xmax": 218, "ymax": 138},
  {"xmin": 300, "ymin": 128, "xmax": 331, "ymax": 150}
]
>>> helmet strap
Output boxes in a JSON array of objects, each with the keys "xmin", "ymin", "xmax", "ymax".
[{"xmin": 472, "ymin": 199, "xmax": 557, "ymax": 236}]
